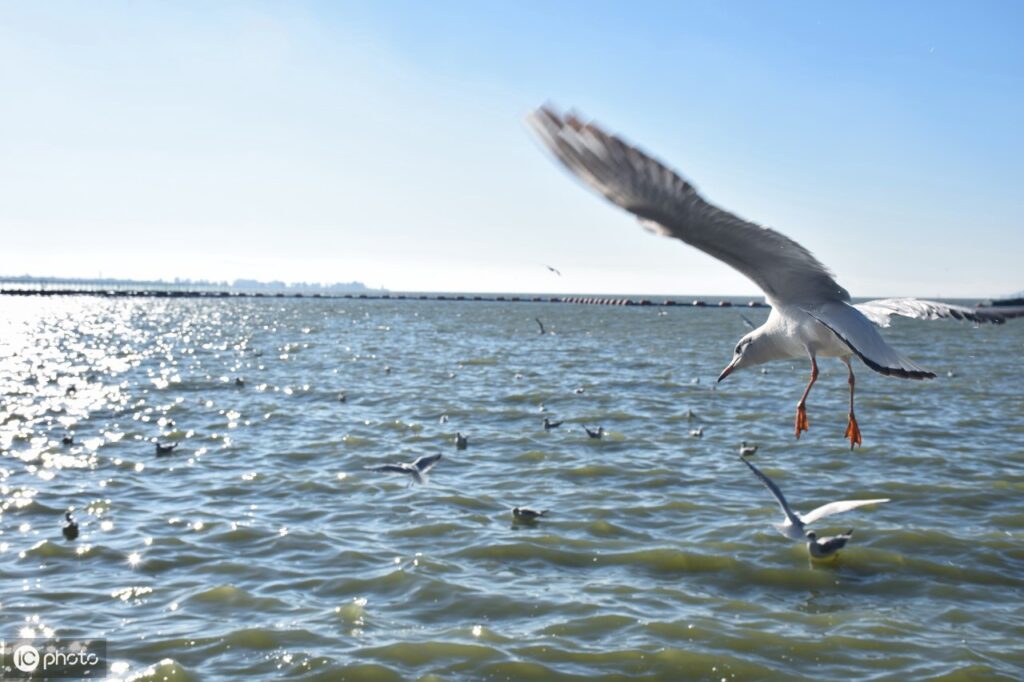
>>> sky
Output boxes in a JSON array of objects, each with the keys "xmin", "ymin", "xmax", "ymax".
[{"xmin": 1, "ymin": 1, "xmax": 1022, "ymax": 297}]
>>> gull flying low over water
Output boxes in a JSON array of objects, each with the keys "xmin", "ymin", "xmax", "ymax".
[
  {"xmin": 366, "ymin": 453, "xmax": 443, "ymax": 484},
  {"xmin": 528, "ymin": 106, "xmax": 1005, "ymax": 447},
  {"xmin": 741, "ymin": 457, "xmax": 887, "ymax": 550}
]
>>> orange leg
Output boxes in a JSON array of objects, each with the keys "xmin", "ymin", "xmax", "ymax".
[
  {"xmin": 844, "ymin": 360, "xmax": 862, "ymax": 449},
  {"xmin": 795, "ymin": 356, "xmax": 818, "ymax": 439}
]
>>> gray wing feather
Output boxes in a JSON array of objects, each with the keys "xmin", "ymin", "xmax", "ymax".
[
  {"xmin": 800, "ymin": 499, "xmax": 890, "ymax": 525},
  {"xmin": 742, "ymin": 458, "xmax": 801, "ymax": 528},
  {"xmin": 413, "ymin": 454, "xmax": 443, "ymax": 473},
  {"xmin": 527, "ymin": 106, "xmax": 850, "ymax": 305},
  {"xmin": 854, "ymin": 298, "xmax": 1005, "ymax": 328}
]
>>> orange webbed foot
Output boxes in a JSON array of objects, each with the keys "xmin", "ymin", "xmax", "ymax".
[
  {"xmin": 844, "ymin": 414, "xmax": 862, "ymax": 449},
  {"xmin": 794, "ymin": 404, "xmax": 810, "ymax": 439}
]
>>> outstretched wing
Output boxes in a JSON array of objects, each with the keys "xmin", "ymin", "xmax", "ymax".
[
  {"xmin": 527, "ymin": 106, "xmax": 849, "ymax": 305},
  {"xmin": 806, "ymin": 301, "xmax": 935, "ymax": 379},
  {"xmin": 366, "ymin": 464, "xmax": 411, "ymax": 474},
  {"xmin": 854, "ymin": 298, "xmax": 1005, "ymax": 328},
  {"xmin": 413, "ymin": 453, "xmax": 443, "ymax": 473},
  {"xmin": 800, "ymin": 499, "xmax": 889, "ymax": 526},
  {"xmin": 741, "ymin": 458, "xmax": 801, "ymax": 528}
]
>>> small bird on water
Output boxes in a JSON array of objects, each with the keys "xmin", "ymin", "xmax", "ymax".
[
  {"xmin": 583, "ymin": 425, "xmax": 605, "ymax": 439},
  {"xmin": 61, "ymin": 433, "xmax": 74, "ymax": 446},
  {"xmin": 155, "ymin": 441, "xmax": 178, "ymax": 456},
  {"xmin": 543, "ymin": 417, "xmax": 563, "ymax": 430},
  {"xmin": 740, "ymin": 441, "xmax": 759, "ymax": 457},
  {"xmin": 62, "ymin": 511, "xmax": 79, "ymax": 541},
  {"xmin": 512, "ymin": 507, "xmax": 547, "ymax": 522},
  {"xmin": 365, "ymin": 453, "xmax": 442, "ymax": 485},
  {"xmin": 689, "ymin": 427, "xmax": 703, "ymax": 438},
  {"xmin": 455, "ymin": 432, "xmax": 468, "ymax": 450},
  {"xmin": 806, "ymin": 529, "xmax": 854, "ymax": 560}
]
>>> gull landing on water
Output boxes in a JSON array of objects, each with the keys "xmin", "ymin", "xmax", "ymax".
[
  {"xmin": 365, "ymin": 453, "xmax": 443, "ymax": 485},
  {"xmin": 527, "ymin": 106, "xmax": 1006, "ymax": 447},
  {"xmin": 741, "ymin": 457, "xmax": 887, "ymax": 552}
]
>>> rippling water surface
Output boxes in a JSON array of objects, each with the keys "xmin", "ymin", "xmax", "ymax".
[{"xmin": 1, "ymin": 296, "xmax": 1022, "ymax": 680}]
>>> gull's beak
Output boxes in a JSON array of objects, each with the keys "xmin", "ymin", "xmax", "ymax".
[{"xmin": 718, "ymin": 357, "xmax": 739, "ymax": 383}]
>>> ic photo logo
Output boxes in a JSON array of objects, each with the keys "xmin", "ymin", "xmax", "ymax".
[
  {"xmin": 12, "ymin": 644, "xmax": 39, "ymax": 673},
  {"xmin": 2, "ymin": 639, "xmax": 107, "ymax": 679}
]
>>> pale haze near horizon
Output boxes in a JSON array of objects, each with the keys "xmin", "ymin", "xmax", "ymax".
[{"xmin": 1, "ymin": 1, "xmax": 1021, "ymax": 298}]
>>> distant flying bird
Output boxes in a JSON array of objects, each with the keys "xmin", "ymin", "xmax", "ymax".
[
  {"xmin": 543, "ymin": 417, "xmax": 563, "ymax": 430},
  {"xmin": 455, "ymin": 432, "xmax": 468, "ymax": 450},
  {"xmin": 582, "ymin": 425, "xmax": 605, "ymax": 439},
  {"xmin": 155, "ymin": 441, "xmax": 178, "ymax": 456},
  {"xmin": 527, "ymin": 106, "xmax": 1005, "ymax": 448},
  {"xmin": 512, "ymin": 507, "xmax": 548, "ymax": 521},
  {"xmin": 62, "ymin": 511, "xmax": 79, "ymax": 541},
  {"xmin": 365, "ymin": 453, "xmax": 442, "ymax": 484},
  {"xmin": 535, "ymin": 318, "xmax": 546, "ymax": 335},
  {"xmin": 740, "ymin": 314, "xmax": 757, "ymax": 330},
  {"xmin": 544, "ymin": 264, "xmax": 562, "ymax": 276},
  {"xmin": 741, "ymin": 457, "xmax": 887, "ymax": 544}
]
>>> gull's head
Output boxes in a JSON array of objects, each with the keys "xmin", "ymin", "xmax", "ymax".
[
  {"xmin": 718, "ymin": 333, "xmax": 755, "ymax": 382},
  {"xmin": 805, "ymin": 531, "xmax": 817, "ymax": 541}
]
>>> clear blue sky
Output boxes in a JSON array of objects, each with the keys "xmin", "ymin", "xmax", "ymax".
[{"xmin": 1, "ymin": 1, "xmax": 1021, "ymax": 296}]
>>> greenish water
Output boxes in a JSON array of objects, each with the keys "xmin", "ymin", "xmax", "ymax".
[{"xmin": 1, "ymin": 296, "xmax": 1022, "ymax": 680}]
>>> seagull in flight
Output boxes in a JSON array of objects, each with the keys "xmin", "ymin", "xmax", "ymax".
[
  {"xmin": 528, "ymin": 106, "xmax": 1005, "ymax": 447},
  {"xmin": 544, "ymin": 264, "xmax": 562, "ymax": 276},
  {"xmin": 741, "ymin": 457, "xmax": 887, "ymax": 544},
  {"xmin": 365, "ymin": 453, "xmax": 443, "ymax": 484},
  {"xmin": 535, "ymin": 318, "xmax": 546, "ymax": 335}
]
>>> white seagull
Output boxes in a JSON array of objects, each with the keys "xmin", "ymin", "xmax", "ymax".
[
  {"xmin": 527, "ymin": 106, "xmax": 1005, "ymax": 447},
  {"xmin": 365, "ymin": 453, "xmax": 443, "ymax": 484},
  {"xmin": 741, "ymin": 457, "xmax": 887, "ymax": 542}
]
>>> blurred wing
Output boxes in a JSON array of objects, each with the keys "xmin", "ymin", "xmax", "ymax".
[
  {"xmin": 806, "ymin": 302, "xmax": 935, "ymax": 379},
  {"xmin": 742, "ymin": 458, "xmax": 801, "ymax": 527},
  {"xmin": 527, "ymin": 106, "xmax": 850, "ymax": 305},
  {"xmin": 413, "ymin": 453, "xmax": 443, "ymax": 473},
  {"xmin": 366, "ymin": 464, "xmax": 411, "ymax": 474},
  {"xmin": 800, "ymin": 499, "xmax": 889, "ymax": 525},
  {"xmin": 854, "ymin": 298, "xmax": 1005, "ymax": 328}
]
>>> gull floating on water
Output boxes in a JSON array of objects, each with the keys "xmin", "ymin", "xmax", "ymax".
[
  {"xmin": 365, "ymin": 453, "xmax": 443, "ymax": 484},
  {"xmin": 528, "ymin": 106, "xmax": 1005, "ymax": 447},
  {"xmin": 806, "ymin": 529, "xmax": 854, "ymax": 560},
  {"xmin": 455, "ymin": 432, "xmax": 469, "ymax": 450},
  {"xmin": 512, "ymin": 507, "xmax": 548, "ymax": 521},
  {"xmin": 583, "ymin": 425, "xmax": 605, "ymax": 439},
  {"xmin": 740, "ymin": 441, "xmax": 759, "ymax": 457},
  {"xmin": 61, "ymin": 433, "xmax": 74, "ymax": 446},
  {"xmin": 62, "ymin": 511, "xmax": 79, "ymax": 541},
  {"xmin": 689, "ymin": 427, "xmax": 703, "ymax": 438},
  {"xmin": 155, "ymin": 441, "xmax": 178, "ymax": 456},
  {"xmin": 543, "ymin": 417, "xmax": 563, "ymax": 430},
  {"xmin": 741, "ymin": 457, "xmax": 888, "ymax": 546}
]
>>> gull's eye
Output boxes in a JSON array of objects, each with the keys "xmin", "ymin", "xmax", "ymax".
[{"xmin": 735, "ymin": 344, "xmax": 743, "ymax": 355}]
